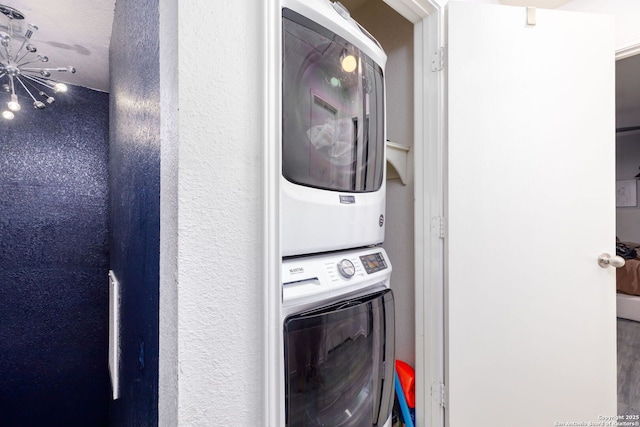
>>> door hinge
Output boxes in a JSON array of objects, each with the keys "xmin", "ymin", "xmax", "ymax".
[
  {"xmin": 431, "ymin": 382, "xmax": 446, "ymax": 408},
  {"xmin": 431, "ymin": 216, "xmax": 446, "ymax": 239},
  {"xmin": 431, "ymin": 47, "xmax": 445, "ymax": 72}
]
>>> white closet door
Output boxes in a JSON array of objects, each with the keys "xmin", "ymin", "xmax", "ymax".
[{"xmin": 447, "ymin": 2, "xmax": 616, "ymax": 426}]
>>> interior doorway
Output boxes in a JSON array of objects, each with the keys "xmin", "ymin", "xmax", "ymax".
[
  {"xmin": 263, "ymin": 0, "xmax": 443, "ymax": 425},
  {"xmin": 614, "ymin": 52, "xmax": 640, "ymax": 417}
]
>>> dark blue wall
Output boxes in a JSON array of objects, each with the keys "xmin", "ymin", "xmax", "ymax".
[
  {"xmin": 0, "ymin": 86, "xmax": 110, "ymax": 426},
  {"xmin": 109, "ymin": 0, "xmax": 160, "ymax": 425}
]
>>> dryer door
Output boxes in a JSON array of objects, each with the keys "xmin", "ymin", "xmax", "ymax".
[
  {"xmin": 282, "ymin": 9, "xmax": 385, "ymax": 193},
  {"xmin": 284, "ymin": 288, "xmax": 394, "ymax": 427}
]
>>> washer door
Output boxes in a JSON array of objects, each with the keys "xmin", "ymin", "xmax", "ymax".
[{"xmin": 284, "ymin": 288, "xmax": 394, "ymax": 427}]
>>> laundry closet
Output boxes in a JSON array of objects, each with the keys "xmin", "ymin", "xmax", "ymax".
[
  {"xmin": 340, "ymin": 0, "xmax": 417, "ymax": 370},
  {"xmin": 274, "ymin": 1, "xmax": 623, "ymax": 426},
  {"xmin": 279, "ymin": 1, "xmax": 407, "ymax": 425}
]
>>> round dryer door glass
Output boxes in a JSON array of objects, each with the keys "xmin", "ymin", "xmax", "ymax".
[{"xmin": 282, "ymin": 9, "xmax": 385, "ymax": 193}]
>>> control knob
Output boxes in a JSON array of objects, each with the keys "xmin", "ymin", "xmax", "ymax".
[{"xmin": 337, "ymin": 259, "xmax": 356, "ymax": 279}]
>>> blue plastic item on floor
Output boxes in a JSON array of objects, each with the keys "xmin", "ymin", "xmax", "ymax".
[{"xmin": 394, "ymin": 370, "xmax": 414, "ymax": 427}]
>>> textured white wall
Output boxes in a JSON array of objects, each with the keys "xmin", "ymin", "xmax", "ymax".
[
  {"xmin": 156, "ymin": 0, "xmax": 640, "ymax": 424},
  {"xmin": 349, "ymin": 0, "xmax": 416, "ymax": 366},
  {"xmin": 175, "ymin": 1, "xmax": 264, "ymax": 425}
]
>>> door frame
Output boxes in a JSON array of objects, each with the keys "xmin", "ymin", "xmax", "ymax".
[
  {"xmin": 616, "ymin": 41, "xmax": 640, "ymax": 60},
  {"xmin": 262, "ymin": 1, "xmax": 446, "ymax": 426},
  {"xmin": 399, "ymin": 3, "xmax": 446, "ymax": 427}
]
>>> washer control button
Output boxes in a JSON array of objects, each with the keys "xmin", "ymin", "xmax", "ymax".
[{"xmin": 337, "ymin": 259, "xmax": 356, "ymax": 279}]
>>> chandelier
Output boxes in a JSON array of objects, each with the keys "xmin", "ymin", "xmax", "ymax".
[{"xmin": 0, "ymin": 4, "xmax": 75, "ymax": 120}]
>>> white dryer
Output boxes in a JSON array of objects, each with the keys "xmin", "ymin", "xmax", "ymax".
[
  {"xmin": 282, "ymin": 247, "xmax": 395, "ymax": 427},
  {"xmin": 281, "ymin": 0, "xmax": 388, "ymax": 257}
]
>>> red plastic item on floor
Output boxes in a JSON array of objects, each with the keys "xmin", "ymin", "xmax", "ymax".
[{"xmin": 395, "ymin": 360, "xmax": 415, "ymax": 408}]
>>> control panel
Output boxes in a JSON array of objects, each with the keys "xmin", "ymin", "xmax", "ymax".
[
  {"xmin": 282, "ymin": 248, "xmax": 389, "ymax": 286},
  {"xmin": 281, "ymin": 247, "xmax": 391, "ymax": 313},
  {"xmin": 360, "ymin": 252, "xmax": 388, "ymax": 274}
]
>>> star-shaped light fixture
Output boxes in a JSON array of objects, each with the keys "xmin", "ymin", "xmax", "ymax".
[{"xmin": 0, "ymin": 4, "xmax": 75, "ymax": 120}]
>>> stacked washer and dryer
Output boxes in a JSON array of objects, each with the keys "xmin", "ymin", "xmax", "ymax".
[{"xmin": 281, "ymin": 1, "xmax": 395, "ymax": 426}]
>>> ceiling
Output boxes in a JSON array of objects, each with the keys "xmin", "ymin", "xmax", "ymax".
[
  {"xmin": 3, "ymin": 0, "xmax": 638, "ymax": 126},
  {"xmin": 0, "ymin": 0, "xmax": 115, "ymax": 93}
]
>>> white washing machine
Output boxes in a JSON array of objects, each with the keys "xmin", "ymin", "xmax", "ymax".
[{"xmin": 282, "ymin": 247, "xmax": 395, "ymax": 427}]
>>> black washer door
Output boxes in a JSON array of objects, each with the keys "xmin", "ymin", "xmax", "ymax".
[{"xmin": 284, "ymin": 288, "xmax": 394, "ymax": 427}]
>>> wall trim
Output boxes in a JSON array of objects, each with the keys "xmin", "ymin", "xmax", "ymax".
[
  {"xmin": 263, "ymin": 1, "xmax": 445, "ymax": 427},
  {"xmin": 409, "ymin": 3, "xmax": 445, "ymax": 427},
  {"xmin": 383, "ymin": 0, "xmax": 439, "ymax": 23},
  {"xmin": 264, "ymin": 1, "xmax": 284, "ymax": 426},
  {"xmin": 616, "ymin": 39, "xmax": 640, "ymax": 60}
]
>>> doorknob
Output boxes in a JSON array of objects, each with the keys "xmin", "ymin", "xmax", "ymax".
[{"xmin": 598, "ymin": 253, "xmax": 625, "ymax": 268}]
